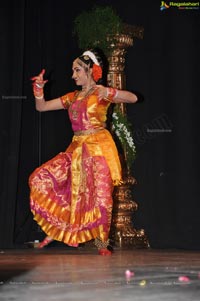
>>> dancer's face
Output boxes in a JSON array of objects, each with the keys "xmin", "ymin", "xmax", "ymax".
[{"xmin": 72, "ymin": 59, "xmax": 91, "ymax": 86}]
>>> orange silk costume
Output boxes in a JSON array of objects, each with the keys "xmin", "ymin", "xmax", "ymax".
[{"xmin": 29, "ymin": 88, "xmax": 122, "ymax": 246}]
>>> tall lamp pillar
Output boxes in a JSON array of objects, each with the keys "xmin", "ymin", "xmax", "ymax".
[{"xmin": 107, "ymin": 26, "xmax": 150, "ymax": 248}]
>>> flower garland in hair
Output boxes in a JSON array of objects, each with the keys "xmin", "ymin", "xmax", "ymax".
[
  {"xmin": 82, "ymin": 51, "xmax": 102, "ymax": 82},
  {"xmin": 92, "ymin": 64, "xmax": 102, "ymax": 82},
  {"xmin": 112, "ymin": 106, "xmax": 136, "ymax": 170}
]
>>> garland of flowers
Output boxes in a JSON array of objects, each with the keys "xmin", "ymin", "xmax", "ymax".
[{"xmin": 112, "ymin": 106, "xmax": 136, "ymax": 169}]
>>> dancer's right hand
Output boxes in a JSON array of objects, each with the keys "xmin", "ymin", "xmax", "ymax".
[
  {"xmin": 31, "ymin": 69, "xmax": 48, "ymax": 85},
  {"xmin": 31, "ymin": 69, "xmax": 48, "ymax": 99}
]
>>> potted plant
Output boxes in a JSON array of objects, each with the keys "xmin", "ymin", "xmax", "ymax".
[{"xmin": 73, "ymin": 5, "xmax": 123, "ymax": 56}]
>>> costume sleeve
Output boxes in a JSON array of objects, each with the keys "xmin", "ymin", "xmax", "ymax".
[{"xmin": 60, "ymin": 92, "xmax": 75, "ymax": 109}]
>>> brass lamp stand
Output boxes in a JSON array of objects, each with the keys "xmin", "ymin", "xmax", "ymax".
[{"xmin": 107, "ymin": 26, "xmax": 150, "ymax": 248}]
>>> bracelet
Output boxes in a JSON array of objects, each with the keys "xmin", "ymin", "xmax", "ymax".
[
  {"xmin": 106, "ymin": 87, "xmax": 118, "ymax": 99},
  {"xmin": 35, "ymin": 95, "xmax": 44, "ymax": 100}
]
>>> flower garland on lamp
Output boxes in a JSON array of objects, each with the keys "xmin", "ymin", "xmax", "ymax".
[{"xmin": 112, "ymin": 108, "xmax": 136, "ymax": 172}]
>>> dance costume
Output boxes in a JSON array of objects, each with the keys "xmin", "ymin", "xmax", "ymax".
[{"xmin": 29, "ymin": 88, "xmax": 121, "ymax": 246}]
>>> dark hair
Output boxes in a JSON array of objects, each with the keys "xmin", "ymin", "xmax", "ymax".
[{"xmin": 78, "ymin": 48, "xmax": 108, "ymax": 84}]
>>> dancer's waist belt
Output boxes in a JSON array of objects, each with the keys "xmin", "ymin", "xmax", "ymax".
[{"xmin": 74, "ymin": 127, "xmax": 105, "ymax": 136}]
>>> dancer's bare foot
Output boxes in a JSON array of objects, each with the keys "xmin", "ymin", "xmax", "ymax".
[{"xmin": 98, "ymin": 248, "xmax": 113, "ymax": 256}]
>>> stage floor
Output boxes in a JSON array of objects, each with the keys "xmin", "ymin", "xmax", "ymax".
[{"xmin": 0, "ymin": 247, "xmax": 200, "ymax": 300}]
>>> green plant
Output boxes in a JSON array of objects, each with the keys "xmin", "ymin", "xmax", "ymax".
[{"xmin": 73, "ymin": 6, "xmax": 123, "ymax": 56}]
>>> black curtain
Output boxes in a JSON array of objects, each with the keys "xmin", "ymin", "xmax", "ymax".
[
  {"xmin": 0, "ymin": 0, "xmax": 26, "ymax": 248},
  {"xmin": 0, "ymin": 0, "xmax": 199, "ymax": 249}
]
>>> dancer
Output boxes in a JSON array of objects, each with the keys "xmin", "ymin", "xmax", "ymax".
[{"xmin": 29, "ymin": 49, "xmax": 138, "ymax": 255}]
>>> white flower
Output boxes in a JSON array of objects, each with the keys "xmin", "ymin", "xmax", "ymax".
[
  {"xmin": 115, "ymin": 130, "xmax": 120, "ymax": 137},
  {"xmin": 112, "ymin": 108, "xmax": 136, "ymax": 168},
  {"xmin": 112, "ymin": 112, "xmax": 118, "ymax": 120}
]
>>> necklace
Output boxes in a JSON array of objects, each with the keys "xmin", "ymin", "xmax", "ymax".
[
  {"xmin": 80, "ymin": 85, "xmax": 97, "ymax": 97},
  {"xmin": 69, "ymin": 86, "xmax": 97, "ymax": 120}
]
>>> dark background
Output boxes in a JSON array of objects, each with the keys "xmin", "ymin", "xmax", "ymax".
[{"xmin": 0, "ymin": 0, "xmax": 199, "ymax": 249}]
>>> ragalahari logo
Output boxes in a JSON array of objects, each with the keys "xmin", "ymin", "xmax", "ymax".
[
  {"xmin": 160, "ymin": 1, "xmax": 200, "ymax": 10},
  {"xmin": 160, "ymin": 1, "xmax": 170, "ymax": 10}
]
